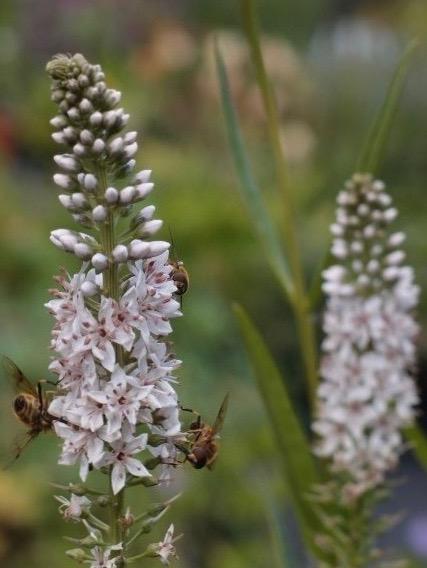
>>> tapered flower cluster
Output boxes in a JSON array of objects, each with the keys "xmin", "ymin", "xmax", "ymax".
[
  {"xmin": 46, "ymin": 53, "xmax": 182, "ymax": 566},
  {"xmin": 313, "ymin": 173, "xmax": 419, "ymax": 501}
]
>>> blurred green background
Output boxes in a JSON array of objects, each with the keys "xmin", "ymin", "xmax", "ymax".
[{"xmin": 1, "ymin": 0, "xmax": 427, "ymax": 566}]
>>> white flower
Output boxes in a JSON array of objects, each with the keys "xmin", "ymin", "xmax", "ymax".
[
  {"xmin": 151, "ymin": 524, "xmax": 178, "ymax": 565},
  {"xmin": 47, "ymin": 53, "xmax": 188, "ymax": 560},
  {"xmin": 314, "ymin": 174, "xmax": 419, "ymax": 499},
  {"xmin": 56, "ymin": 494, "xmax": 91, "ymax": 521},
  {"xmin": 101, "ymin": 429, "xmax": 151, "ymax": 494},
  {"xmin": 86, "ymin": 545, "xmax": 122, "ymax": 568},
  {"xmin": 90, "ymin": 365, "xmax": 153, "ymax": 435},
  {"xmin": 54, "ymin": 422, "xmax": 105, "ymax": 481}
]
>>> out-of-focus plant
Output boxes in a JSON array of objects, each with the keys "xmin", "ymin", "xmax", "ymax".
[{"xmin": 217, "ymin": 0, "xmax": 426, "ymax": 565}]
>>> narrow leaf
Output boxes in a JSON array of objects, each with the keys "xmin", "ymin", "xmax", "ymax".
[
  {"xmin": 405, "ymin": 424, "xmax": 427, "ymax": 471},
  {"xmin": 357, "ymin": 39, "xmax": 418, "ymax": 174},
  {"xmin": 215, "ymin": 42, "xmax": 294, "ymax": 300},
  {"xmin": 234, "ymin": 303, "xmax": 320, "ymax": 553},
  {"xmin": 265, "ymin": 503, "xmax": 294, "ymax": 568}
]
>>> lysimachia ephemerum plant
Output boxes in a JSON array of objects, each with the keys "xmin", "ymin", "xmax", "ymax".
[
  {"xmin": 312, "ymin": 173, "xmax": 419, "ymax": 564},
  {"xmin": 46, "ymin": 53, "xmax": 186, "ymax": 567}
]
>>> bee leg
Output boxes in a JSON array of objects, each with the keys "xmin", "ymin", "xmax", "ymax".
[
  {"xmin": 161, "ymin": 459, "xmax": 183, "ymax": 467},
  {"xmin": 39, "ymin": 379, "xmax": 58, "ymax": 387},
  {"xmin": 180, "ymin": 406, "xmax": 201, "ymax": 426},
  {"xmin": 180, "ymin": 405, "xmax": 199, "ymax": 416},
  {"xmin": 37, "ymin": 381, "xmax": 44, "ymax": 411}
]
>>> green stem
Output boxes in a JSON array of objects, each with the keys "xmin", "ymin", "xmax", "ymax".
[
  {"xmin": 240, "ymin": 0, "xmax": 318, "ymax": 408},
  {"xmin": 97, "ymin": 165, "xmax": 125, "ymax": 564}
]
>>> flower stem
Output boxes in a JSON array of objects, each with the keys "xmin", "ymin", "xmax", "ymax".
[{"xmin": 97, "ymin": 165, "xmax": 125, "ymax": 562}]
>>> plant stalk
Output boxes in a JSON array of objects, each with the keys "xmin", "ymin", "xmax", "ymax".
[
  {"xmin": 98, "ymin": 165, "xmax": 126, "ymax": 564},
  {"xmin": 240, "ymin": 0, "xmax": 318, "ymax": 408}
]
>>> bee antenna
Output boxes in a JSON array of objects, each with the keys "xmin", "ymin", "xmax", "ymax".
[{"xmin": 168, "ymin": 225, "xmax": 179, "ymax": 259}]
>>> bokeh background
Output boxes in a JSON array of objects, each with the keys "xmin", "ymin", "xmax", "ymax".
[{"xmin": 1, "ymin": 0, "xmax": 427, "ymax": 566}]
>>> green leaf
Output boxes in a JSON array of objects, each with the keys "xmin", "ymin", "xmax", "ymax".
[
  {"xmin": 215, "ymin": 42, "xmax": 294, "ymax": 300},
  {"xmin": 357, "ymin": 39, "xmax": 419, "ymax": 174},
  {"xmin": 234, "ymin": 303, "xmax": 320, "ymax": 554},
  {"xmin": 264, "ymin": 502, "xmax": 294, "ymax": 568},
  {"xmin": 308, "ymin": 248, "xmax": 333, "ymax": 311},
  {"xmin": 405, "ymin": 424, "xmax": 427, "ymax": 471}
]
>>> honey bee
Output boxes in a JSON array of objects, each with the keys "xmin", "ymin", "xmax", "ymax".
[
  {"xmin": 170, "ymin": 260, "xmax": 189, "ymax": 297},
  {"xmin": 168, "ymin": 228, "xmax": 189, "ymax": 298},
  {"xmin": 2, "ymin": 356, "xmax": 54, "ymax": 463},
  {"xmin": 184, "ymin": 393, "xmax": 229, "ymax": 470}
]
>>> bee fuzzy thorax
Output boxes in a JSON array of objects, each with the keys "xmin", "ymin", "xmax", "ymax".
[{"xmin": 170, "ymin": 260, "xmax": 189, "ymax": 296}]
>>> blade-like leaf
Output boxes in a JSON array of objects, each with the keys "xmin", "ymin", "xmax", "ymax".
[
  {"xmin": 405, "ymin": 424, "xmax": 427, "ymax": 471},
  {"xmin": 234, "ymin": 303, "xmax": 320, "ymax": 553},
  {"xmin": 357, "ymin": 39, "xmax": 419, "ymax": 174},
  {"xmin": 265, "ymin": 502, "xmax": 295, "ymax": 568},
  {"xmin": 215, "ymin": 42, "xmax": 294, "ymax": 300}
]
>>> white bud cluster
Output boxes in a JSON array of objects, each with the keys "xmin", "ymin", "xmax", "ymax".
[
  {"xmin": 48, "ymin": 53, "xmax": 156, "ymax": 251},
  {"xmin": 313, "ymin": 174, "xmax": 419, "ymax": 502},
  {"xmin": 46, "ymin": 54, "xmax": 185, "ymax": 566}
]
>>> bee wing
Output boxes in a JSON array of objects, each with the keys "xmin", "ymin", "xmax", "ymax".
[
  {"xmin": 3, "ymin": 431, "xmax": 37, "ymax": 470},
  {"xmin": 207, "ymin": 458, "xmax": 217, "ymax": 471},
  {"xmin": 2, "ymin": 356, "xmax": 37, "ymax": 396},
  {"xmin": 212, "ymin": 392, "xmax": 230, "ymax": 436}
]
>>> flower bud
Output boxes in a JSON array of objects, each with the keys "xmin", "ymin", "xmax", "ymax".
[
  {"xmin": 50, "ymin": 229, "xmax": 78, "ymax": 252},
  {"xmin": 388, "ymin": 232, "xmax": 406, "ymax": 247},
  {"xmin": 119, "ymin": 186, "xmax": 136, "ymax": 204},
  {"xmin": 80, "ymin": 129, "xmax": 94, "ymax": 145},
  {"xmin": 79, "ymin": 98, "xmax": 93, "ymax": 113},
  {"xmin": 135, "ymin": 205, "xmax": 155, "ymax": 224},
  {"xmin": 54, "ymin": 154, "xmax": 79, "ymax": 172},
  {"xmin": 83, "ymin": 173, "xmax": 98, "ymax": 192},
  {"xmin": 67, "ymin": 107, "xmax": 80, "ymax": 121},
  {"xmin": 92, "ymin": 139, "xmax": 105, "ymax": 154},
  {"xmin": 124, "ymin": 131, "xmax": 137, "ymax": 144},
  {"xmin": 109, "ymin": 136, "xmax": 124, "ymax": 155},
  {"xmin": 73, "ymin": 143, "xmax": 86, "ymax": 157},
  {"xmin": 384, "ymin": 208, "xmax": 398, "ymax": 223},
  {"xmin": 52, "ymin": 132, "xmax": 66, "ymax": 144},
  {"xmin": 74, "ymin": 242, "xmax": 93, "ymax": 260},
  {"xmin": 128, "ymin": 239, "xmax": 151, "ymax": 259},
  {"xmin": 71, "ymin": 192, "xmax": 88, "ymax": 209},
  {"xmin": 105, "ymin": 187, "xmax": 119, "ymax": 203},
  {"xmin": 50, "ymin": 115, "xmax": 67, "ymax": 129},
  {"xmin": 135, "ymin": 182, "xmax": 154, "ymax": 200},
  {"xmin": 89, "ymin": 111, "xmax": 103, "ymax": 126},
  {"xmin": 148, "ymin": 241, "xmax": 170, "ymax": 257},
  {"xmin": 53, "ymin": 173, "xmax": 74, "ymax": 190},
  {"xmin": 112, "ymin": 244, "xmax": 128, "ymax": 263},
  {"xmin": 138, "ymin": 219, "xmax": 163, "ymax": 237},
  {"xmin": 135, "ymin": 169, "xmax": 152, "ymax": 183},
  {"xmin": 124, "ymin": 141, "xmax": 138, "ymax": 159},
  {"xmin": 58, "ymin": 194, "xmax": 73, "ymax": 209},
  {"xmin": 91, "ymin": 253, "xmax": 109, "ymax": 271},
  {"xmin": 92, "ymin": 205, "xmax": 107, "ymax": 222},
  {"xmin": 66, "ymin": 549, "xmax": 87, "ymax": 562},
  {"xmin": 105, "ymin": 89, "xmax": 121, "ymax": 107},
  {"xmin": 78, "ymin": 74, "xmax": 89, "ymax": 87},
  {"xmin": 81, "ymin": 280, "xmax": 98, "ymax": 296}
]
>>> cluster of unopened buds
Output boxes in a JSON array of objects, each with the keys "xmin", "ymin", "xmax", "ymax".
[
  {"xmin": 313, "ymin": 173, "xmax": 419, "ymax": 502},
  {"xmin": 44, "ymin": 53, "xmax": 191, "ymax": 566}
]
